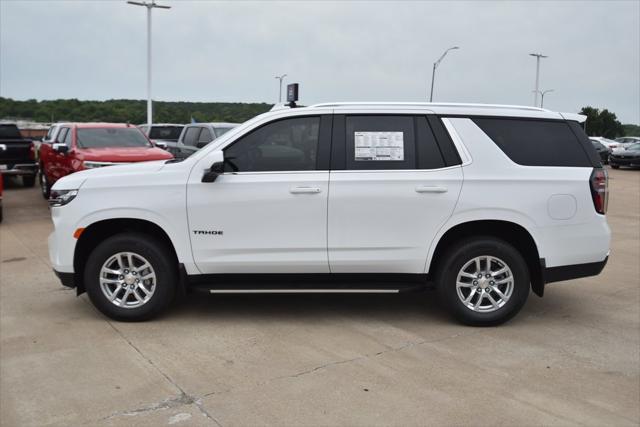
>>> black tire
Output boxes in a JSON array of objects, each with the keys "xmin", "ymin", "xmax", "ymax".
[
  {"xmin": 436, "ymin": 237, "xmax": 530, "ymax": 326},
  {"xmin": 611, "ymin": 164, "xmax": 620, "ymax": 169},
  {"xmin": 23, "ymin": 175, "xmax": 36, "ymax": 187},
  {"xmin": 40, "ymin": 171, "xmax": 50, "ymax": 199},
  {"xmin": 84, "ymin": 233, "xmax": 177, "ymax": 321}
]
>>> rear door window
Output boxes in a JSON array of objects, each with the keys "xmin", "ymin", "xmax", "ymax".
[
  {"xmin": 345, "ymin": 116, "xmax": 416, "ymax": 170},
  {"xmin": 183, "ymin": 127, "xmax": 201, "ymax": 147},
  {"xmin": 472, "ymin": 118, "xmax": 594, "ymax": 167},
  {"xmin": 198, "ymin": 128, "xmax": 213, "ymax": 144}
]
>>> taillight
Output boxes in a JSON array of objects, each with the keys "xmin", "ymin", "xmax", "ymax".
[
  {"xmin": 590, "ymin": 168, "xmax": 608, "ymax": 215},
  {"xmin": 29, "ymin": 142, "xmax": 36, "ymax": 161}
]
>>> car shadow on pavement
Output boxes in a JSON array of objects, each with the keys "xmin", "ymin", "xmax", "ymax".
[{"xmin": 165, "ymin": 290, "xmax": 454, "ymax": 324}]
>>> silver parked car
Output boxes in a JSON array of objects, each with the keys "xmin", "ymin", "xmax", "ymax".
[{"xmin": 168, "ymin": 122, "xmax": 239, "ymax": 159}]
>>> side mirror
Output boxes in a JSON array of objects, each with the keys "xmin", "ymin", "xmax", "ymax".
[
  {"xmin": 154, "ymin": 141, "xmax": 168, "ymax": 150},
  {"xmin": 201, "ymin": 150, "xmax": 225, "ymax": 183},
  {"xmin": 52, "ymin": 143, "xmax": 68, "ymax": 154}
]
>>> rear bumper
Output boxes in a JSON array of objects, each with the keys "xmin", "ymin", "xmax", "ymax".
[
  {"xmin": 0, "ymin": 163, "xmax": 37, "ymax": 176},
  {"xmin": 542, "ymin": 256, "xmax": 608, "ymax": 285}
]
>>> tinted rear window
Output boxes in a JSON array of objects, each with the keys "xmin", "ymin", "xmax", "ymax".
[
  {"xmin": 148, "ymin": 126, "xmax": 183, "ymax": 141},
  {"xmin": 77, "ymin": 128, "xmax": 151, "ymax": 149},
  {"xmin": 0, "ymin": 124, "xmax": 23, "ymax": 139},
  {"xmin": 472, "ymin": 118, "xmax": 593, "ymax": 167}
]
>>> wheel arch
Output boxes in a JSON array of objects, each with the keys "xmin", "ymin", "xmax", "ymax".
[
  {"xmin": 73, "ymin": 218, "xmax": 180, "ymax": 295},
  {"xmin": 427, "ymin": 219, "xmax": 545, "ymax": 297}
]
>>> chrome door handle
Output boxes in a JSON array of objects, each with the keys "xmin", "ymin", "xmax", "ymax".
[
  {"xmin": 415, "ymin": 185, "xmax": 448, "ymax": 193},
  {"xmin": 290, "ymin": 187, "xmax": 322, "ymax": 194}
]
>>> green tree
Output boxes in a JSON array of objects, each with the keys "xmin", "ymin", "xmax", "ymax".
[
  {"xmin": 0, "ymin": 97, "xmax": 272, "ymax": 125},
  {"xmin": 622, "ymin": 124, "xmax": 640, "ymax": 136},
  {"xmin": 579, "ymin": 106, "xmax": 624, "ymax": 138}
]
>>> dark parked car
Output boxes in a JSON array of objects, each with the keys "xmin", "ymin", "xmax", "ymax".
[
  {"xmin": 590, "ymin": 138, "xmax": 612, "ymax": 165},
  {"xmin": 0, "ymin": 123, "xmax": 37, "ymax": 187},
  {"xmin": 609, "ymin": 143, "xmax": 640, "ymax": 169}
]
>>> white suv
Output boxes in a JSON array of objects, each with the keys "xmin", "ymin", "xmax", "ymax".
[{"xmin": 48, "ymin": 103, "xmax": 610, "ymax": 325}]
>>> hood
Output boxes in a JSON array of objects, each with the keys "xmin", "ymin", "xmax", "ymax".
[
  {"xmin": 52, "ymin": 160, "xmax": 168, "ymax": 191},
  {"xmin": 76, "ymin": 146, "xmax": 173, "ymax": 162}
]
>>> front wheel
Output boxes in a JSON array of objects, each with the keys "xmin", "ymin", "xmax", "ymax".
[
  {"xmin": 40, "ymin": 171, "xmax": 51, "ymax": 199},
  {"xmin": 437, "ymin": 237, "xmax": 530, "ymax": 326},
  {"xmin": 84, "ymin": 233, "xmax": 177, "ymax": 321}
]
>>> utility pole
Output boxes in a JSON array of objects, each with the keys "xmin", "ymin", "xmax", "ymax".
[
  {"xmin": 429, "ymin": 46, "xmax": 459, "ymax": 102},
  {"xmin": 275, "ymin": 74, "xmax": 287, "ymax": 103},
  {"xmin": 127, "ymin": 0, "xmax": 171, "ymax": 126},
  {"xmin": 529, "ymin": 53, "xmax": 548, "ymax": 107}
]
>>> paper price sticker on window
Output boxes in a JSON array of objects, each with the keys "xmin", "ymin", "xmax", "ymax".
[{"xmin": 354, "ymin": 131, "xmax": 404, "ymax": 161}]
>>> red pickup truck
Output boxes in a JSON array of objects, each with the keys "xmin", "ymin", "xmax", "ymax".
[{"xmin": 39, "ymin": 123, "xmax": 173, "ymax": 198}]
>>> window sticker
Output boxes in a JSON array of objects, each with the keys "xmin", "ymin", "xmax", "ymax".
[{"xmin": 354, "ymin": 131, "xmax": 404, "ymax": 161}]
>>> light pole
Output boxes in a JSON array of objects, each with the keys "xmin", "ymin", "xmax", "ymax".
[
  {"xmin": 429, "ymin": 46, "xmax": 459, "ymax": 102},
  {"xmin": 538, "ymin": 89, "xmax": 554, "ymax": 108},
  {"xmin": 275, "ymin": 74, "xmax": 287, "ymax": 103},
  {"xmin": 127, "ymin": 0, "xmax": 171, "ymax": 126},
  {"xmin": 529, "ymin": 53, "xmax": 548, "ymax": 107}
]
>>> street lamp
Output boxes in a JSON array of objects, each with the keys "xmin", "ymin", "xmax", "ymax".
[
  {"xmin": 529, "ymin": 53, "xmax": 548, "ymax": 107},
  {"xmin": 429, "ymin": 46, "xmax": 459, "ymax": 102},
  {"xmin": 537, "ymin": 89, "xmax": 554, "ymax": 108},
  {"xmin": 127, "ymin": 0, "xmax": 171, "ymax": 126},
  {"xmin": 275, "ymin": 74, "xmax": 287, "ymax": 103}
]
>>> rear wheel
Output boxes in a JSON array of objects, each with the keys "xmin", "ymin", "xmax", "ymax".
[
  {"xmin": 437, "ymin": 237, "xmax": 529, "ymax": 326},
  {"xmin": 84, "ymin": 233, "xmax": 177, "ymax": 321},
  {"xmin": 611, "ymin": 164, "xmax": 620, "ymax": 169},
  {"xmin": 40, "ymin": 171, "xmax": 50, "ymax": 199},
  {"xmin": 22, "ymin": 175, "xmax": 36, "ymax": 187}
]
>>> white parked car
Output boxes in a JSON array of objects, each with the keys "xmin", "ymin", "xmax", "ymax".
[
  {"xmin": 590, "ymin": 136, "xmax": 623, "ymax": 151},
  {"xmin": 48, "ymin": 103, "xmax": 610, "ymax": 326},
  {"xmin": 615, "ymin": 136, "xmax": 640, "ymax": 145}
]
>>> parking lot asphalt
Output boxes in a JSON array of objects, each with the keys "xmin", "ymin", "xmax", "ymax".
[{"xmin": 0, "ymin": 168, "xmax": 639, "ymax": 427}]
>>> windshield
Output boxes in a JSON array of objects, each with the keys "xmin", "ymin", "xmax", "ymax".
[
  {"xmin": 77, "ymin": 128, "xmax": 151, "ymax": 149},
  {"xmin": 148, "ymin": 126, "xmax": 183, "ymax": 141},
  {"xmin": 627, "ymin": 143, "xmax": 640, "ymax": 151},
  {"xmin": 214, "ymin": 126, "xmax": 235, "ymax": 137}
]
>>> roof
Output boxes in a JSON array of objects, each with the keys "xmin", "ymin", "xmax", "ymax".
[
  {"xmin": 71, "ymin": 123, "xmax": 139, "ymax": 128},
  {"xmin": 310, "ymin": 102, "xmax": 548, "ymax": 112},
  {"xmin": 139, "ymin": 123, "xmax": 185, "ymax": 127},
  {"xmin": 186, "ymin": 122, "xmax": 240, "ymax": 127},
  {"xmin": 298, "ymin": 102, "xmax": 583, "ymax": 122}
]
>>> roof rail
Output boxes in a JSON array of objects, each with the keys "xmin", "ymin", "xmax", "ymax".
[{"xmin": 309, "ymin": 102, "xmax": 549, "ymax": 112}]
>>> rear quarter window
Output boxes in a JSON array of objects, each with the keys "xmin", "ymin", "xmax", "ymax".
[{"xmin": 472, "ymin": 118, "xmax": 595, "ymax": 167}]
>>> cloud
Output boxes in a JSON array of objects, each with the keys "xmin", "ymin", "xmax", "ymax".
[{"xmin": 1, "ymin": 0, "xmax": 638, "ymax": 123}]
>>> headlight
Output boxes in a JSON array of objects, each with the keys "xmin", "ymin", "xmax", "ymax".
[
  {"xmin": 49, "ymin": 189, "xmax": 78, "ymax": 207},
  {"xmin": 83, "ymin": 161, "xmax": 108, "ymax": 169}
]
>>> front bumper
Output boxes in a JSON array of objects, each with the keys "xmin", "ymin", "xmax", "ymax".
[
  {"xmin": 609, "ymin": 156, "xmax": 640, "ymax": 166},
  {"xmin": 54, "ymin": 269, "xmax": 75, "ymax": 288},
  {"xmin": 0, "ymin": 163, "xmax": 37, "ymax": 176}
]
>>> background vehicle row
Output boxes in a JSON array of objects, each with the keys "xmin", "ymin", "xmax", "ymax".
[{"xmin": 38, "ymin": 123, "xmax": 173, "ymax": 198}]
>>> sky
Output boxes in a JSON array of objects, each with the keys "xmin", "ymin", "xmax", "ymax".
[{"xmin": 1, "ymin": 0, "xmax": 639, "ymax": 123}]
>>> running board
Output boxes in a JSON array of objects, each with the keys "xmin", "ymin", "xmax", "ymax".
[
  {"xmin": 208, "ymin": 288, "xmax": 400, "ymax": 294},
  {"xmin": 186, "ymin": 273, "xmax": 433, "ymax": 294}
]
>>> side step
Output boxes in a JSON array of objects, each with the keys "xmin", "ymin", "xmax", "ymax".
[
  {"xmin": 186, "ymin": 273, "xmax": 432, "ymax": 294},
  {"xmin": 208, "ymin": 288, "xmax": 401, "ymax": 294}
]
